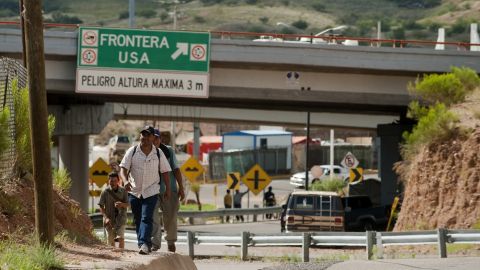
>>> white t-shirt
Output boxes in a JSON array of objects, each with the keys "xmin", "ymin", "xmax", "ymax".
[{"xmin": 120, "ymin": 144, "xmax": 171, "ymax": 199}]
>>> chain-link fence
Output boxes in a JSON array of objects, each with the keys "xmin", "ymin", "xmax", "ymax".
[
  {"xmin": 208, "ymin": 148, "xmax": 289, "ymax": 181},
  {"xmin": 0, "ymin": 57, "xmax": 27, "ymax": 179}
]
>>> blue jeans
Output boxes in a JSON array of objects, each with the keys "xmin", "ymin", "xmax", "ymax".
[{"xmin": 128, "ymin": 193, "xmax": 158, "ymax": 248}]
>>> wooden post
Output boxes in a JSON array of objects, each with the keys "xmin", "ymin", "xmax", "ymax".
[
  {"xmin": 187, "ymin": 231, "xmax": 195, "ymax": 259},
  {"xmin": 437, "ymin": 228, "xmax": 447, "ymax": 258},
  {"xmin": 241, "ymin": 231, "xmax": 249, "ymax": 261},
  {"xmin": 23, "ymin": 0, "xmax": 54, "ymax": 245},
  {"xmin": 302, "ymin": 232, "xmax": 311, "ymax": 262}
]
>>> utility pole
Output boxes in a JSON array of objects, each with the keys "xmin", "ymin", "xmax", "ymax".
[{"xmin": 23, "ymin": 0, "xmax": 54, "ymax": 245}]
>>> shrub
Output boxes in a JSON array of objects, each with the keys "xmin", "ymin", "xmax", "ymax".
[
  {"xmin": 0, "ymin": 191, "xmax": 22, "ymax": 216},
  {"xmin": 50, "ymin": 11, "xmax": 83, "ymax": 24},
  {"xmin": 0, "ymin": 107, "xmax": 11, "ymax": 155},
  {"xmin": 12, "ymin": 79, "xmax": 56, "ymax": 173},
  {"xmin": 138, "ymin": 9, "xmax": 156, "ymax": 19},
  {"xmin": 402, "ymin": 103, "xmax": 458, "ymax": 158},
  {"xmin": 194, "ymin": 16, "xmax": 207, "ymax": 23},
  {"xmin": 311, "ymin": 178, "xmax": 345, "ymax": 193},
  {"xmin": 52, "ymin": 168, "xmax": 72, "ymax": 194},
  {"xmin": 118, "ymin": 10, "xmax": 129, "ymax": 20},
  {"xmin": 259, "ymin": 16, "xmax": 269, "ymax": 24},
  {"xmin": 312, "ymin": 3, "xmax": 326, "ymax": 12},
  {"xmin": 0, "ymin": 237, "xmax": 63, "ymax": 270},
  {"xmin": 291, "ymin": 20, "xmax": 308, "ymax": 30},
  {"xmin": 408, "ymin": 73, "xmax": 464, "ymax": 106},
  {"xmin": 451, "ymin": 66, "xmax": 480, "ymax": 93}
]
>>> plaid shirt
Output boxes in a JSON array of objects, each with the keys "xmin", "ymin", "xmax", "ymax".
[{"xmin": 120, "ymin": 144, "xmax": 171, "ymax": 199}]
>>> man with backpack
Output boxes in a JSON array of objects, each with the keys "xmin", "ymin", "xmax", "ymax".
[
  {"xmin": 151, "ymin": 128, "xmax": 185, "ymax": 253},
  {"xmin": 119, "ymin": 126, "xmax": 171, "ymax": 255}
]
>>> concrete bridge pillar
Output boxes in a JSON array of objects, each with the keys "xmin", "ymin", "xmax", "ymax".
[
  {"xmin": 59, "ymin": 135, "xmax": 89, "ymax": 211},
  {"xmin": 49, "ymin": 104, "xmax": 113, "ymax": 211}
]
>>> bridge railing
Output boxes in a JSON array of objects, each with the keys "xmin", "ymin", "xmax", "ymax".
[
  {"xmin": 95, "ymin": 228, "xmax": 480, "ymax": 262},
  {"xmin": 1, "ymin": 21, "xmax": 479, "ymax": 51}
]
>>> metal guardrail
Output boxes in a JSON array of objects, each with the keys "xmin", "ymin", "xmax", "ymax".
[
  {"xmin": 89, "ymin": 206, "xmax": 282, "ymax": 227},
  {"xmin": 95, "ymin": 228, "xmax": 480, "ymax": 262}
]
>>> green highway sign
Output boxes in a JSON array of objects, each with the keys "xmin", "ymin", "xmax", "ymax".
[{"xmin": 76, "ymin": 27, "xmax": 210, "ymax": 98}]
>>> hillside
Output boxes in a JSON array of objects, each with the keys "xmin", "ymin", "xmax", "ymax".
[
  {"xmin": 0, "ymin": 0, "xmax": 478, "ymax": 42},
  {"xmin": 394, "ymin": 87, "xmax": 480, "ymax": 230}
]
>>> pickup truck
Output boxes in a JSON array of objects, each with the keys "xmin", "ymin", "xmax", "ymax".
[{"xmin": 342, "ymin": 195, "xmax": 389, "ymax": 231}]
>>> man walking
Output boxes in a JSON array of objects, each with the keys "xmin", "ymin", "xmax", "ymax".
[
  {"xmin": 233, "ymin": 189, "xmax": 248, "ymax": 222},
  {"xmin": 264, "ymin": 186, "xmax": 276, "ymax": 219},
  {"xmin": 151, "ymin": 128, "xmax": 185, "ymax": 253},
  {"xmin": 224, "ymin": 189, "xmax": 232, "ymax": 223},
  {"xmin": 98, "ymin": 172, "xmax": 128, "ymax": 249},
  {"xmin": 120, "ymin": 126, "xmax": 171, "ymax": 254}
]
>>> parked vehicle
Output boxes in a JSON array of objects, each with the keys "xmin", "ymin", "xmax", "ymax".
[
  {"xmin": 284, "ymin": 191, "xmax": 344, "ymax": 232},
  {"xmin": 289, "ymin": 165, "xmax": 349, "ymax": 188},
  {"xmin": 342, "ymin": 195, "xmax": 390, "ymax": 231},
  {"xmin": 281, "ymin": 192, "xmax": 389, "ymax": 232}
]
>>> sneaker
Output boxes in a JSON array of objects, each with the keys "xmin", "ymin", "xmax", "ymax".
[
  {"xmin": 139, "ymin": 244, "xmax": 150, "ymax": 255},
  {"xmin": 167, "ymin": 243, "xmax": 176, "ymax": 253},
  {"xmin": 151, "ymin": 245, "xmax": 160, "ymax": 252}
]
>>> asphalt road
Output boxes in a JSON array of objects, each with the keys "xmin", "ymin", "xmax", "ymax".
[{"xmin": 184, "ymin": 178, "xmax": 294, "ymax": 209}]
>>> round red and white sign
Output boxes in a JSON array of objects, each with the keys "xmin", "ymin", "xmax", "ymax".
[
  {"xmin": 191, "ymin": 45, "xmax": 206, "ymax": 60},
  {"xmin": 82, "ymin": 49, "xmax": 97, "ymax": 64},
  {"xmin": 83, "ymin": 30, "xmax": 98, "ymax": 46}
]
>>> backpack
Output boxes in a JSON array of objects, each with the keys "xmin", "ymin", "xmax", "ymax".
[{"xmin": 131, "ymin": 144, "xmax": 170, "ymax": 160}]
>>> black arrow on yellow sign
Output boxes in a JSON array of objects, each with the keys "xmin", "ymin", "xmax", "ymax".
[
  {"xmin": 228, "ymin": 173, "xmax": 240, "ymax": 190},
  {"xmin": 349, "ymin": 167, "xmax": 363, "ymax": 182}
]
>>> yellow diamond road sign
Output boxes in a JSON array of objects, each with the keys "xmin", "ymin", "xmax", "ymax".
[
  {"xmin": 89, "ymin": 158, "xmax": 110, "ymax": 188},
  {"xmin": 180, "ymin": 156, "xmax": 204, "ymax": 183},
  {"xmin": 227, "ymin": 172, "xmax": 241, "ymax": 190},
  {"xmin": 241, "ymin": 164, "xmax": 271, "ymax": 195}
]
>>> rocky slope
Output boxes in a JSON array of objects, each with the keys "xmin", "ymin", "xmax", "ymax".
[{"xmin": 394, "ymin": 90, "xmax": 480, "ymax": 230}]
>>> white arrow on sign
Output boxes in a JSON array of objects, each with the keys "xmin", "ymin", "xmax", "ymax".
[{"xmin": 171, "ymin": 43, "xmax": 189, "ymax": 60}]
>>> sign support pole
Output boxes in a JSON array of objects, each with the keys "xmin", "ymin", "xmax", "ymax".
[
  {"xmin": 330, "ymin": 129, "xmax": 334, "ymax": 180},
  {"xmin": 305, "ymin": 111, "xmax": 310, "ymax": 190}
]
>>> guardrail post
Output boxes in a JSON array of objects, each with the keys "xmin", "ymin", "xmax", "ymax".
[
  {"xmin": 253, "ymin": 204, "xmax": 258, "ymax": 222},
  {"xmin": 376, "ymin": 231, "xmax": 384, "ymax": 259},
  {"xmin": 187, "ymin": 231, "xmax": 195, "ymax": 259},
  {"xmin": 302, "ymin": 232, "xmax": 311, "ymax": 262},
  {"xmin": 437, "ymin": 228, "xmax": 447, "ymax": 258},
  {"xmin": 366, "ymin": 230, "xmax": 374, "ymax": 260},
  {"xmin": 241, "ymin": 231, "xmax": 249, "ymax": 261}
]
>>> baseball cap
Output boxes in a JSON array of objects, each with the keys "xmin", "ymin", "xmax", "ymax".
[
  {"xmin": 140, "ymin": 125, "xmax": 155, "ymax": 135},
  {"xmin": 154, "ymin": 128, "xmax": 161, "ymax": 137}
]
